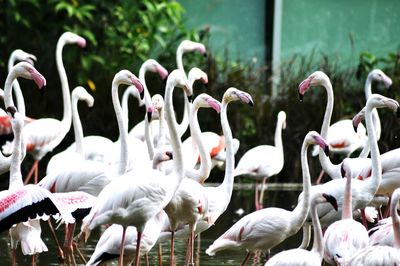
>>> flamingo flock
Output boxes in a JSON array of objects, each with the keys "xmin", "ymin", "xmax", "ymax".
[{"xmin": 1, "ymin": 30, "xmax": 400, "ymax": 266}]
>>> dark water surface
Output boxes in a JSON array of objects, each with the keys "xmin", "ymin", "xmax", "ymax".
[{"xmin": 0, "ymin": 184, "xmax": 304, "ymax": 265}]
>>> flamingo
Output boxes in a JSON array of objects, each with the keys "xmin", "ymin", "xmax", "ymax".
[
  {"xmin": 298, "ymin": 94, "xmax": 399, "ymax": 230},
  {"xmin": 45, "ymin": 86, "xmax": 94, "ymax": 175},
  {"xmin": 322, "ymin": 162, "xmax": 369, "ymax": 265},
  {"xmin": 264, "ymin": 193, "xmax": 338, "ymax": 266},
  {"xmin": 206, "ymin": 131, "xmax": 330, "ymax": 265},
  {"xmin": 156, "ymin": 88, "xmax": 253, "ymax": 259},
  {"xmin": 80, "ymin": 69, "xmax": 190, "ymax": 266},
  {"xmin": 234, "ymin": 111, "xmax": 286, "ymax": 210},
  {"xmin": 349, "ymin": 187, "xmax": 400, "ymax": 265},
  {"xmin": 86, "ymin": 150, "xmax": 173, "ymax": 266},
  {"xmin": 3, "ymin": 32, "xmax": 86, "ymax": 185},
  {"xmin": 0, "ymin": 107, "xmax": 73, "ymax": 265},
  {"xmin": 163, "ymin": 93, "xmax": 221, "ymax": 266}
]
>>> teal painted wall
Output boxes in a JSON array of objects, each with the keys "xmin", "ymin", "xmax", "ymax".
[
  {"xmin": 179, "ymin": 0, "xmax": 266, "ymax": 64},
  {"xmin": 280, "ymin": 0, "xmax": 400, "ymax": 67}
]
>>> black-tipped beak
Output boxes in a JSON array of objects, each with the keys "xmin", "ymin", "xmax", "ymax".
[
  {"xmin": 6, "ymin": 106, "xmax": 17, "ymax": 118},
  {"xmin": 187, "ymin": 95, "xmax": 193, "ymax": 103},
  {"xmin": 248, "ymin": 100, "xmax": 254, "ymax": 107},
  {"xmin": 324, "ymin": 146, "xmax": 329, "ymax": 156},
  {"xmin": 140, "ymin": 89, "xmax": 145, "ymax": 100},
  {"xmin": 340, "ymin": 163, "xmax": 346, "ymax": 178},
  {"xmin": 147, "ymin": 111, "xmax": 152, "ymax": 122},
  {"xmin": 166, "ymin": 151, "xmax": 173, "ymax": 159},
  {"xmin": 396, "ymin": 107, "xmax": 400, "ymax": 118},
  {"xmin": 353, "ymin": 124, "xmax": 357, "ymax": 132},
  {"xmin": 298, "ymin": 92, "xmax": 303, "ymax": 101},
  {"xmin": 88, "ymin": 105, "xmax": 94, "ymax": 111},
  {"xmin": 323, "ymin": 193, "xmax": 338, "ymax": 211},
  {"xmin": 203, "ymin": 52, "xmax": 208, "ymax": 58}
]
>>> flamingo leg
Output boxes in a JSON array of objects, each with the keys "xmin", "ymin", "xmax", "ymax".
[
  {"xmin": 64, "ymin": 223, "xmax": 77, "ymax": 266},
  {"xmin": 258, "ymin": 177, "xmax": 267, "ymax": 209},
  {"xmin": 34, "ymin": 160, "xmax": 39, "ymax": 184},
  {"xmin": 47, "ymin": 220, "xmax": 65, "ymax": 263},
  {"xmin": 145, "ymin": 253, "xmax": 149, "ymax": 266},
  {"xmin": 254, "ymin": 180, "xmax": 260, "ymax": 210},
  {"xmin": 189, "ymin": 231, "xmax": 195, "ymax": 266},
  {"xmin": 360, "ymin": 209, "xmax": 368, "ymax": 229},
  {"xmin": 31, "ymin": 254, "xmax": 35, "ymax": 266},
  {"xmin": 196, "ymin": 232, "xmax": 201, "ymax": 266},
  {"xmin": 383, "ymin": 196, "xmax": 392, "ymax": 218},
  {"xmin": 315, "ymin": 169, "xmax": 325, "ymax": 185},
  {"xmin": 241, "ymin": 251, "xmax": 251, "ymax": 266},
  {"xmin": 184, "ymin": 238, "xmax": 191, "ymax": 266},
  {"xmin": 12, "ymin": 248, "xmax": 16, "ymax": 266},
  {"xmin": 157, "ymin": 243, "xmax": 163, "ymax": 266},
  {"xmin": 72, "ymin": 242, "xmax": 87, "ymax": 264},
  {"xmin": 24, "ymin": 160, "xmax": 39, "ymax": 185},
  {"xmin": 134, "ymin": 230, "xmax": 143, "ymax": 266},
  {"xmin": 119, "ymin": 226, "xmax": 127, "ymax": 266},
  {"xmin": 170, "ymin": 231, "xmax": 175, "ymax": 266}
]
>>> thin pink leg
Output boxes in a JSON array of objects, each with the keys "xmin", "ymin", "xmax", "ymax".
[
  {"xmin": 315, "ymin": 170, "xmax": 325, "ymax": 185},
  {"xmin": 119, "ymin": 226, "xmax": 127, "ymax": 266},
  {"xmin": 383, "ymin": 197, "xmax": 392, "ymax": 218},
  {"xmin": 360, "ymin": 209, "xmax": 368, "ymax": 229},
  {"xmin": 254, "ymin": 180, "xmax": 260, "ymax": 210},
  {"xmin": 241, "ymin": 251, "xmax": 251, "ymax": 266},
  {"xmin": 170, "ymin": 231, "xmax": 175, "ymax": 266},
  {"xmin": 24, "ymin": 160, "xmax": 39, "ymax": 185},
  {"xmin": 12, "ymin": 248, "xmax": 16, "ymax": 266},
  {"xmin": 157, "ymin": 243, "xmax": 163, "ymax": 266},
  {"xmin": 34, "ymin": 161, "xmax": 39, "ymax": 184},
  {"xmin": 258, "ymin": 177, "xmax": 267, "ymax": 209},
  {"xmin": 31, "ymin": 254, "xmax": 35, "ymax": 266},
  {"xmin": 134, "ymin": 230, "xmax": 143, "ymax": 266}
]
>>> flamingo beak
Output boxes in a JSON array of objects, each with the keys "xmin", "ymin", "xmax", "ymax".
[
  {"xmin": 340, "ymin": 163, "xmax": 346, "ymax": 178},
  {"xmin": 322, "ymin": 193, "xmax": 338, "ymax": 211},
  {"xmin": 187, "ymin": 94, "xmax": 193, "ymax": 103},
  {"xmin": 147, "ymin": 107, "xmax": 153, "ymax": 123},
  {"xmin": 31, "ymin": 69, "xmax": 46, "ymax": 89},
  {"xmin": 6, "ymin": 106, "xmax": 17, "ymax": 118}
]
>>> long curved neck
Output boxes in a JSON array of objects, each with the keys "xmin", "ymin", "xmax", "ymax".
[
  {"xmin": 139, "ymin": 64, "xmax": 152, "ymax": 117},
  {"xmin": 8, "ymin": 58, "xmax": 25, "ymax": 116},
  {"xmin": 165, "ymin": 80, "xmax": 184, "ymax": 183},
  {"xmin": 363, "ymin": 102, "xmax": 381, "ymax": 196},
  {"xmin": 216, "ymin": 99, "xmax": 234, "ymax": 204},
  {"xmin": 56, "ymin": 40, "xmax": 72, "ymax": 135},
  {"xmin": 4, "ymin": 70, "xmax": 17, "ymax": 108},
  {"xmin": 292, "ymin": 140, "xmax": 312, "ymax": 228},
  {"xmin": 176, "ymin": 49, "xmax": 185, "ymax": 74},
  {"xmin": 71, "ymin": 96, "xmax": 84, "ymax": 155},
  {"xmin": 365, "ymin": 75, "xmax": 381, "ymax": 141},
  {"xmin": 188, "ymin": 102, "xmax": 211, "ymax": 183},
  {"xmin": 310, "ymin": 200, "xmax": 324, "ymax": 258},
  {"xmin": 318, "ymin": 80, "xmax": 337, "ymax": 177},
  {"xmin": 8, "ymin": 121, "xmax": 23, "ymax": 190},
  {"xmin": 144, "ymin": 116, "xmax": 154, "ymax": 160},
  {"xmin": 274, "ymin": 117, "xmax": 284, "ymax": 157},
  {"xmin": 112, "ymin": 82, "xmax": 129, "ymax": 175},
  {"xmin": 342, "ymin": 174, "xmax": 353, "ymax": 219},
  {"xmin": 391, "ymin": 191, "xmax": 400, "ymax": 249}
]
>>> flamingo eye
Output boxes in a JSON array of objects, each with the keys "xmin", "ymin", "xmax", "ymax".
[{"xmin": 28, "ymin": 68, "xmax": 33, "ymax": 73}]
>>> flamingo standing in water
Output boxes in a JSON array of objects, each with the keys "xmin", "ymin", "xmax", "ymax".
[
  {"xmin": 6, "ymin": 32, "xmax": 86, "ymax": 185},
  {"xmin": 322, "ymin": 163, "xmax": 369, "ymax": 265},
  {"xmin": 80, "ymin": 69, "xmax": 190, "ymax": 266},
  {"xmin": 206, "ymin": 131, "xmax": 330, "ymax": 265},
  {"xmin": 234, "ymin": 111, "xmax": 286, "ymax": 210},
  {"xmin": 349, "ymin": 187, "xmax": 400, "ymax": 265},
  {"xmin": 265, "ymin": 193, "xmax": 337, "ymax": 266}
]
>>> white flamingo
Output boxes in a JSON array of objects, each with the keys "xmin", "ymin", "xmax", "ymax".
[
  {"xmin": 80, "ymin": 69, "xmax": 191, "ymax": 266},
  {"xmin": 322, "ymin": 162, "xmax": 369, "ymax": 265},
  {"xmin": 3, "ymin": 32, "xmax": 86, "ymax": 185},
  {"xmin": 234, "ymin": 111, "xmax": 286, "ymax": 210},
  {"xmin": 349, "ymin": 187, "xmax": 400, "ymax": 265},
  {"xmin": 206, "ymin": 131, "xmax": 330, "ymax": 265},
  {"xmin": 265, "ymin": 193, "xmax": 338, "ymax": 266}
]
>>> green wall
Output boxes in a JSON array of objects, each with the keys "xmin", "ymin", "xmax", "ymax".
[
  {"xmin": 179, "ymin": 0, "xmax": 266, "ymax": 64},
  {"xmin": 280, "ymin": 0, "xmax": 400, "ymax": 67}
]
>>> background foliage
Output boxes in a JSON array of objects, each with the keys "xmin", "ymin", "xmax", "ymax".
[{"xmin": 1, "ymin": 0, "xmax": 400, "ymax": 185}]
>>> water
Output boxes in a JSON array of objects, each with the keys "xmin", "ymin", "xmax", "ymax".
[{"xmin": 0, "ymin": 184, "xmax": 304, "ymax": 265}]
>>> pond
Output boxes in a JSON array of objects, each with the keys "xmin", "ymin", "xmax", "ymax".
[{"xmin": 0, "ymin": 182, "xmax": 305, "ymax": 265}]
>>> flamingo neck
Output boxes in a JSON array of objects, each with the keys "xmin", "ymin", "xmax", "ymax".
[
  {"xmin": 176, "ymin": 49, "xmax": 185, "ymax": 74},
  {"xmin": 71, "ymin": 95, "xmax": 84, "ymax": 155},
  {"xmin": 292, "ymin": 138, "xmax": 312, "ymax": 228},
  {"xmin": 8, "ymin": 56, "xmax": 25, "ymax": 116},
  {"xmin": 217, "ymin": 99, "xmax": 234, "ymax": 204},
  {"xmin": 139, "ymin": 64, "xmax": 153, "ymax": 117},
  {"xmin": 164, "ymin": 79, "xmax": 184, "ymax": 183},
  {"xmin": 310, "ymin": 200, "xmax": 324, "ymax": 258},
  {"xmin": 342, "ymin": 174, "xmax": 353, "ymax": 219},
  {"xmin": 8, "ymin": 120, "xmax": 24, "ymax": 190},
  {"xmin": 363, "ymin": 101, "xmax": 381, "ymax": 196},
  {"xmin": 391, "ymin": 191, "xmax": 400, "ymax": 249},
  {"xmin": 56, "ymin": 40, "xmax": 72, "ymax": 137},
  {"xmin": 144, "ymin": 115, "xmax": 154, "ymax": 159},
  {"xmin": 188, "ymin": 102, "xmax": 211, "ymax": 183},
  {"xmin": 157, "ymin": 108, "xmax": 167, "ymax": 147},
  {"xmin": 274, "ymin": 116, "xmax": 284, "ymax": 160},
  {"xmin": 4, "ymin": 70, "xmax": 17, "ymax": 108},
  {"xmin": 318, "ymin": 79, "xmax": 337, "ymax": 178},
  {"xmin": 111, "ymin": 80, "xmax": 129, "ymax": 175}
]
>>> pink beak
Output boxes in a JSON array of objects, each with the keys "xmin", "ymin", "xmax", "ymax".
[
  {"xmin": 156, "ymin": 65, "xmax": 169, "ymax": 80},
  {"xmin": 207, "ymin": 98, "xmax": 221, "ymax": 113},
  {"xmin": 76, "ymin": 36, "xmax": 87, "ymax": 48},
  {"xmin": 31, "ymin": 69, "xmax": 46, "ymax": 89}
]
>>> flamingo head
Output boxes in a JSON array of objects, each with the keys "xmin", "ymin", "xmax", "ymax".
[
  {"xmin": 367, "ymin": 94, "xmax": 400, "ymax": 117},
  {"xmin": 13, "ymin": 62, "xmax": 46, "ymax": 89},
  {"xmin": 194, "ymin": 93, "xmax": 221, "ymax": 113},
  {"xmin": 307, "ymin": 131, "xmax": 329, "ymax": 156},
  {"xmin": 61, "ymin": 32, "xmax": 86, "ymax": 48},
  {"xmin": 223, "ymin": 87, "xmax": 254, "ymax": 106},
  {"xmin": 188, "ymin": 67, "xmax": 208, "ymax": 88},
  {"xmin": 369, "ymin": 69, "xmax": 392, "ymax": 88},
  {"xmin": 142, "ymin": 59, "xmax": 169, "ymax": 80},
  {"xmin": 73, "ymin": 86, "xmax": 94, "ymax": 108},
  {"xmin": 150, "ymin": 94, "xmax": 164, "ymax": 121},
  {"xmin": 115, "ymin": 70, "xmax": 145, "ymax": 100},
  {"xmin": 178, "ymin": 40, "xmax": 207, "ymax": 57},
  {"xmin": 277, "ymin": 111, "xmax": 287, "ymax": 129},
  {"xmin": 298, "ymin": 71, "xmax": 330, "ymax": 101},
  {"xmin": 168, "ymin": 69, "xmax": 193, "ymax": 102},
  {"xmin": 6, "ymin": 106, "xmax": 17, "ymax": 118},
  {"xmin": 322, "ymin": 193, "xmax": 338, "ymax": 211},
  {"xmin": 152, "ymin": 149, "xmax": 173, "ymax": 169},
  {"xmin": 352, "ymin": 108, "xmax": 366, "ymax": 132},
  {"xmin": 11, "ymin": 49, "xmax": 37, "ymax": 66}
]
